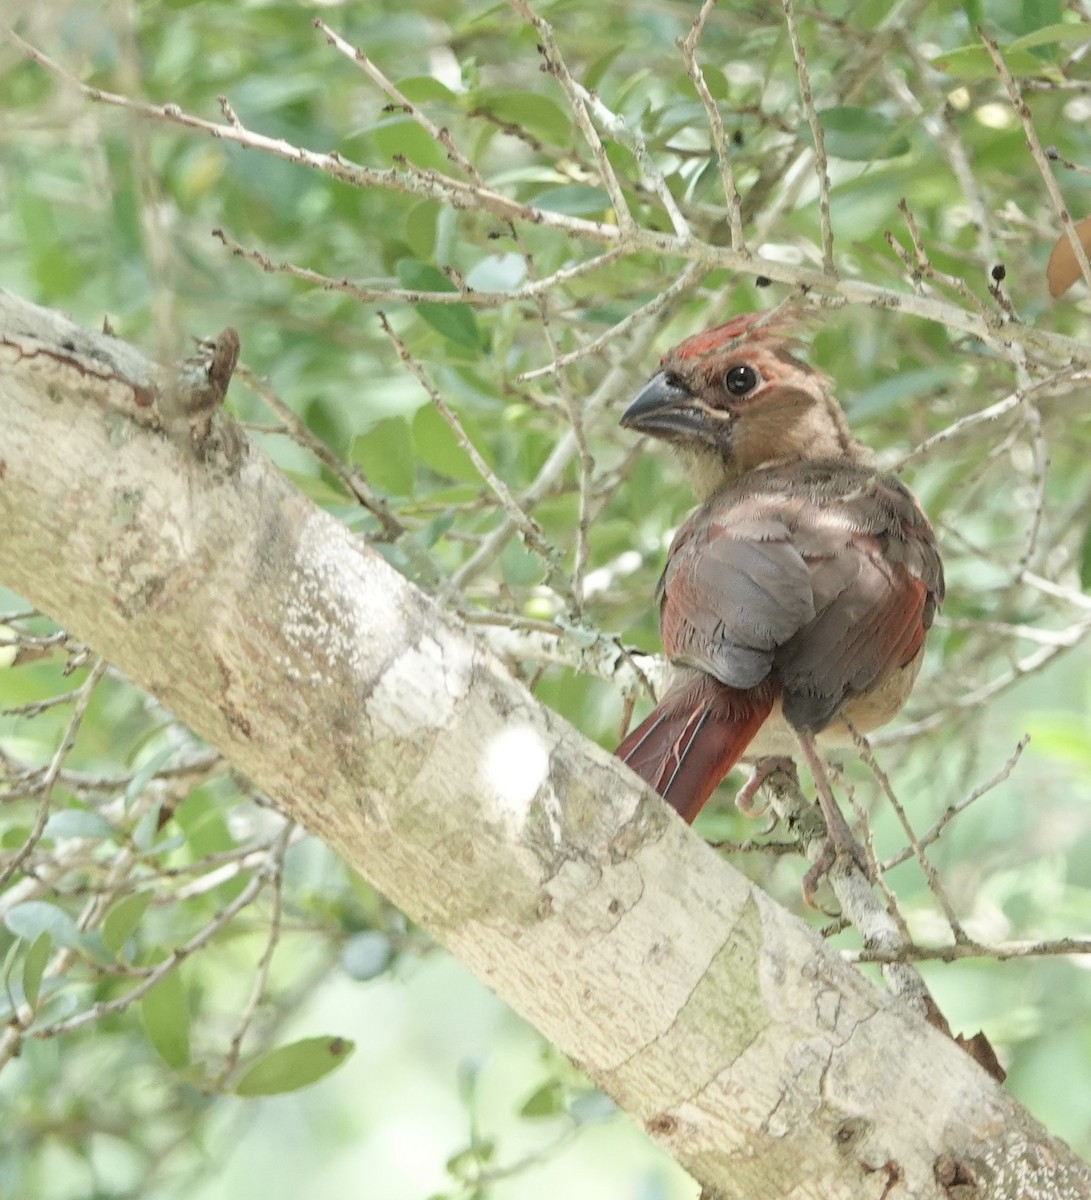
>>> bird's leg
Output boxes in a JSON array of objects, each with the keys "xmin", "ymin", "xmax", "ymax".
[
  {"xmin": 794, "ymin": 730, "xmax": 870, "ymax": 906},
  {"xmin": 734, "ymin": 755, "xmax": 795, "ymax": 817}
]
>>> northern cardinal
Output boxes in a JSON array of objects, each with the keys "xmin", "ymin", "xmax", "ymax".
[{"xmin": 616, "ymin": 312, "xmax": 943, "ymax": 854}]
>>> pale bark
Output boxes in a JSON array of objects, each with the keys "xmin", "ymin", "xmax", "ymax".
[{"xmin": 0, "ymin": 289, "xmax": 1086, "ymax": 1200}]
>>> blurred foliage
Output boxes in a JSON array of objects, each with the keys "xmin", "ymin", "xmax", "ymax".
[{"xmin": 3, "ymin": 0, "xmax": 1091, "ymax": 1196}]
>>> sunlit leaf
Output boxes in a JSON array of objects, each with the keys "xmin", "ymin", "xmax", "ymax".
[
  {"xmin": 234, "ymin": 1035, "xmax": 354, "ymax": 1096},
  {"xmin": 464, "ymin": 252, "xmax": 527, "ymax": 292},
  {"xmin": 0, "ymin": 623, "xmax": 17, "ymax": 669}
]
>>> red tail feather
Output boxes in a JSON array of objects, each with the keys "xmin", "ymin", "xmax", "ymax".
[{"xmin": 617, "ymin": 688, "xmax": 774, "ymax": 823}]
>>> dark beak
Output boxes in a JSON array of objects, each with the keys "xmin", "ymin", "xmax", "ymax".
[{"xmin": 620, "ymin": 371, "xmax": 703, "ymax": 439}]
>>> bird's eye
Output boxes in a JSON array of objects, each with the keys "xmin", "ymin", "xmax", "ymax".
[{"xmin": 724, "ymin": 364, "xmax": 759, "ymax": 396}]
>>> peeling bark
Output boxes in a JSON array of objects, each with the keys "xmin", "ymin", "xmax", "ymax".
[{"xmin": 0, "ymin": 289, "xmax": 1087, "ymax": 1199}]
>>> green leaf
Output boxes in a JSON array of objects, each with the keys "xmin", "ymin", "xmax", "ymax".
[
  {"xmin": 350, "ymin": 417, "xmax": 416, "ymax": 496},
  {"xmin": 930, "ymin": 44, "xmax": 1059, "ymax": 80},
  {"xmin": 584, "ymin": 45, "xmax": 624, "ymax": 91},
  {"xmin": 446, "ymin": 1142, "xmax": 495, "ymax": 1179},
  {"xmin": 234, "ymin": 1035, "xmax": 355, "ymax": 1096},
  {"xmin": 394, "ymin": 75, "xmax": 457, "ymax": 104},
  {"xmin": 413, "ymin": 402, "xmax": 484, "ymax": 484},
  {"xmin": 42, "ymin": 809, "xmax": 114, "ymax": 840},
  {"xmin": 131, "ymin": 803, "xmax": 164, "ymax": 853},
  {"xmin": 5, "ymin": 901, "xmax": 79, "ymax": 949},
  {"xmin": 22, "ymin": 931, "xmax": 51, "ymax": 1009},
  {"xmin": 847, "ymin": 365, "xmax": 954, "ymax": 421},
  {"xmin": 2, "ymin": 940, "xmax": 20, "ymax": 1011},
  {"xmin": 533, "ymin": 184, "xmax": 611, "ymax": 216},
  {"xmin": 404, "ymin": 200, "xmax": 439, "ymax": 260},
  {"xmin": 1009, "ymin": 22, "xmax": 1091, "ymax": 52},
  {"xmin": 814, "ymin": 107, "xmax": 910, "ymax": 161},
  {"xmin": 519, "ymin": 1079, "xmax": 565, "ymax": 1118},
  {"xmin": 141, "ymin": 966, "xmax": 191, "ymax": 1068},
  {"xmin": 125, "ymin": 746, "xmax": 176, "ymax": 807},
  {"xmin": 173, "ymin": 789, "xmax": 235, "ymax": 858},
  {"xmin": 396, "ymin": 259, "xmax": 481, "ymax": 349},
  {"xmin": 282, "ymin": 470, "xmax": 353, "ymax": 508},
  {"xmin": 470, "ymin": 90, "xmax": 571, "ymax": 145},
  {"xmin": 500, "ymin": 538, "xmax": 545, "ymax": 586},
  {"xmin": 103, "ymin": 892, "xmax": 152, "ymax": 957},
  {"xmin": 370, "ymin": 116, "xmax": 449, "ymax": 171},
  {"xmin": 961, "ymin": 0, "xmax": 984, "ymax": 26}
]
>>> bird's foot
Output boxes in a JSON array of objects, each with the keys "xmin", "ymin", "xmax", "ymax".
[
  {"xmin": 800, "ymin": 808, "xmax": 871, "ymax": 909},
  {"xmin": 734, "ymin": 755, "xmax": 795, "ymax": 818}
]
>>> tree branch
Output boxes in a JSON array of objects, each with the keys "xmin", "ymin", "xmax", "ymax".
[{"xmin": 1, "ymin": 289, "xmax": 1088, "ymax": 1196}]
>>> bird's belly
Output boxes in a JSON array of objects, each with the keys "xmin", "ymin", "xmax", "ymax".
[{"xmin": 743, "ymin": 654, "xmax": 924, "ymax": 760}]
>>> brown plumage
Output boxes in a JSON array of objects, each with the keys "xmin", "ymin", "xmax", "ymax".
[{"xmin": 616, "ymin": 313, "xmax": 943, "ymax": 826}]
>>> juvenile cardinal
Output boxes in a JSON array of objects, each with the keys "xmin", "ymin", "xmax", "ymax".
[{"xmin": 616, "ymin": 313, "xmax": 943, "ymax": 854}]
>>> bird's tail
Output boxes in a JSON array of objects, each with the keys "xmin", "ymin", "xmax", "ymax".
[{"xmin": 616, "ymin": 686, "xmax": 774, "ymax": 823}]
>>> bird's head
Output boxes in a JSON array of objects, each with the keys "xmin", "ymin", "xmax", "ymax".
[{"xmin": 621, "ymin": 313, "xmax": 866, "ymax": 498}]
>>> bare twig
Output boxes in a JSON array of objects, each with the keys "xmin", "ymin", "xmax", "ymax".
[
  {"xmin": 782, "ymin": 0, "xmax": 834, "ymax": 273},
  {"xmin": 680, "ymin": 0, "xmax": 746, "ymax": 252},
  {"xmin": 981, "ymin": 29, "xmax": 1091, "ymax": 295}
]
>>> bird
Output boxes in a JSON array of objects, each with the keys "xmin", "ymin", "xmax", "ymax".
[{"xmin": 615, "ymin": 311, "xmax": 943, "ymax": 877}]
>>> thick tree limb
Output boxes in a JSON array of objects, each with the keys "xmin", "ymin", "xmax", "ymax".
[{"xmin": 0, "ymin": 290, "xmax": 1087, "ymax": 1199}]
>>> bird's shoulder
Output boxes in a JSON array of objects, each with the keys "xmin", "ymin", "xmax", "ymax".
[{"xmin": 662, "ymin": 458, "xmax": 943, "ymax": 603}]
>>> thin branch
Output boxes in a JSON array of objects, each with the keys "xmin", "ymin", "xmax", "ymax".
[
  {"xmin": 378, "ymin": 314, "xmax": 573, "ymax": 599},
  {"xmin": 214, "ymin": 228, "xmax": 629, "ymax": 307},
  {"xmin": 782, "ymin": 0, "xmax": 835, "ymax": 273},
  {"xmin": 314, "ymin": 19, "xmax": 478, "ymax": 180},
  {"xmin": 504, "ymin": 0, "xmax": 635, "ymax": 235},
  {"xmin": 0, "ymin": 659, "xmax": 107, "ymax": 888},
  {"xmin": 845, "ymin": 722, "xmax": 969, "ymax": 943},
  {"xmin": 881, "ymin": 736, "xmax": 1029, "ymax": 871},
  {"xmin": 849, "ymin": 935, "xmax": 1091, "ymax": 965},
  {"xmin": 518, "ymin": 260, "xmax": 705, "ymax": 381},
  {"xmin": 209, "ymin": 822, "xmax": 293, "ymax": 1089},
  {"xmin": 981, "ymin": 28, "xmax": 1091, "ymax": 295},
  {"xmin": 679, "ymin": 0, "xmax": 746, "ymax": 252},
  {"xmin": 12, "ymin": 30, "xmax": 1091, "ymax": 366},
  {"xmin": 232, "ymin": 364, "xmax": 405, "ymax": 541}
]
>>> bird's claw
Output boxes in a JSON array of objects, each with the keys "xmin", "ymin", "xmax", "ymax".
[
  {"xmin": 800, "ymin": 824, "xmax": 871, "ymax": 910},
  {"xmin": 734, "ymin": 755, "xmax": 794, "ymax": 817}
]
